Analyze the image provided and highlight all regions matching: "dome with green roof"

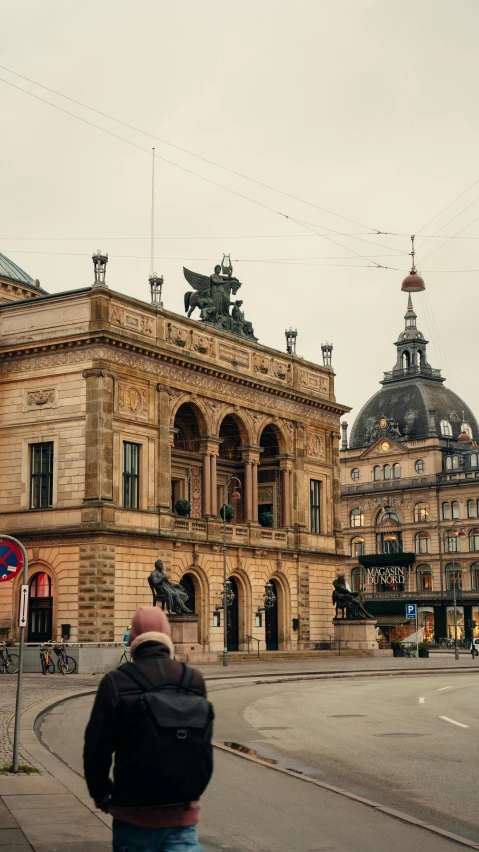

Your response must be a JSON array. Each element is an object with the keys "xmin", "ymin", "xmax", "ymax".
[{"xmin": 0, "ymin": 252, "xmax": 47, "ymax": 303}]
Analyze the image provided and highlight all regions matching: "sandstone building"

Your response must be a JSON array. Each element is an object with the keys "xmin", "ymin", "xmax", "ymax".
[
  {"xmin": 0, "ymin": 251, "xmax": 348, "ymax": 653},
  {"xmin": 340, "ymin": 297, "xmax": 479, "ymax": 643}
]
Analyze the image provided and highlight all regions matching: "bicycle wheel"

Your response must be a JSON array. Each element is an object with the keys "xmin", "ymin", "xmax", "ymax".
[
  {"xmin": 58, "ymin": 655, "xmax": 76, "ymax": 674},
  {"xmin": 6, "ymin": 654, "xmax": 19, "ymax": 674},
  {"xmin": 47, "ymin": 661, "xmax": 55, "ymax": 674}
]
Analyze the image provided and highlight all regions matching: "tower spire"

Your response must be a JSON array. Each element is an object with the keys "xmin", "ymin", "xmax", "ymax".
[{"xmin": 401, "ymin": 234, "xmax": 425, "ymax": 292}]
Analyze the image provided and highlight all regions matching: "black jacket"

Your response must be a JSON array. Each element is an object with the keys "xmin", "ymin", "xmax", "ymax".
[{"xmin": 83, "ymin": 642, "xmax": 206, "ymax": 805}]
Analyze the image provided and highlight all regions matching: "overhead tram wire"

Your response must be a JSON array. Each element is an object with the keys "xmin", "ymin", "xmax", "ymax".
[
  {"xmin": 0, "ymin": 76, "xmax": 400, "ymax": 272},
  {"xmin": 0, "ymin": 63, "xmax": 381, "ymax": 235}
]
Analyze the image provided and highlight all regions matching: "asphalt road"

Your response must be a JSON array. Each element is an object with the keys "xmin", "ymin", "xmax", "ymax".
[{"xmin": 38, "ymin": 673, "xmax": 478, "ymax": 850}]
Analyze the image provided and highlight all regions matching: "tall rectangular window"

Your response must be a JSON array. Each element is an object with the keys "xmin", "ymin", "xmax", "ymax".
[
  {"xmin": 310, "ymin": 479, "xmax": 321, "ymax": 533},
  {"xmin": 123, "ymin": 442, "xmax": 140, "ymax": 509},
  {"xmin": 30, "ymin": 442, "xmax": 54, "ymax": 509}
]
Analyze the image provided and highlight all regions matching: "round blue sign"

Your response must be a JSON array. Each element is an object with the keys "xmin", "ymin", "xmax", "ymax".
[{"xmin": 0, "ymin": 539, "xmax": 24, "ymax": 582}]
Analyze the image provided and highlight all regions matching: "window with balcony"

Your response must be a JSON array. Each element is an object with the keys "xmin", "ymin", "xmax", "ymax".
[
  {"xmin": 30, "ymin": 442, "xmax": 54, "ymax": 509},
  {"xmin": 393, "ymin": 463, "xmax": 401, "ymax": 479},
  {"xmin": 442, "ymin": 502, "xmax": 451, "ymax": 520},
  {"xmin": 351, "ymin": 468, "xmax": 360, "ymax": 481},
  {"xmin": 470, "ymin": 530, "xmax": 479, "ymax": 552},
  {"xmin": 417, "ymin": 565, "xmax": 433, "ymax": 590},
  {"xmin": 471, "ymin": 563, "xmax": 479, "ymax": 589},
  {"xmin": 415, "ymin": 531, "xmax": 430, "ymax": 554},
  {"xmin": 468, "ymin": 500, "xmax": 476, "ymax": 519},
  {"xmin": 452, "ymin": 501, "xmax": 460, "ymax": 520},
  {"xmin": 350, "ymin": 536, "xmax": 365, "ymax": 557},
  {"xmin": 373, "ymin": 465, "xmax": 381, "ymax": 481},
  {"xmin": 446, "ymin": 564, "xmax": 462, "ymax": 591},
  {"xmin": 123, "ymin": 442, "xmax": 140, "ymax": 509},
  {"xmin": 415, "ymin": 459, "xmax": 425, "ymax": 473},
  {"xmin": 350, "ymin": 508, "xmax": 364, "ymax": 528},
  {"xmin": 414, "ymin": 502, "xmax": 429, "ymax": 522}
]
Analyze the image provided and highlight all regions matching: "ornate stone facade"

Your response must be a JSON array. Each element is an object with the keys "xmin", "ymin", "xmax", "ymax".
[{"xmin": 0, "ymin": 280, "xmax": 348, "ymax": 653}]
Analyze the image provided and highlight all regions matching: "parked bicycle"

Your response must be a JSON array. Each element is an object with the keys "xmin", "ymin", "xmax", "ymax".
[
  {"xmin": 52, "ymin": 642, "xmax": 76, "ymax": 675},
  {"xmin": 39, "ymin": 643, "xmax": 55, "ymax": 675},
  {"xmin": 0, "ymin": 640, "xmax": 19, "ymax": 674}
]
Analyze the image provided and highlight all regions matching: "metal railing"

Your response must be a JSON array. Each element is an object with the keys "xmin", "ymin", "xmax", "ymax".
[{"xmin": 245, "ymin": 635, "xmax": 261, "ymax": 658}]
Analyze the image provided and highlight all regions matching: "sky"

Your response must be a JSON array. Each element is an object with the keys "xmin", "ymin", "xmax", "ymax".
[{"xmin": 1, "ymin": 0, "xmax": 479, "ymax": 427}]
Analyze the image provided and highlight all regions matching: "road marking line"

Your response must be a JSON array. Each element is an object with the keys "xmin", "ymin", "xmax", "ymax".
[
  {"xmin": 439, "ymin": 716, "xmax": 469, "ymax": 728},
  {"xmin": 438, "ymin": 686, "xmax": 453, "ymax": 691},
  {"xmin": 419, "ymin": 697, "xmax": 425, "ymax": 704}
]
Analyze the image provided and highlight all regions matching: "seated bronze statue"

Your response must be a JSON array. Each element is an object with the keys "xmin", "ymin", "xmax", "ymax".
[
  {"xmin": 148, "ymin": 559, "xmax": 192, "ymax": 614},
  {"xmin": 332, "ymin": 574, "xmax": 374, "ymax": 620}
]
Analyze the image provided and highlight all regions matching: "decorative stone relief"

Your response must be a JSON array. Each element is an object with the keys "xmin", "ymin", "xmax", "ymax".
[
  {"xmin": 192, "ymin": 332, "xmax": 215, "ymax": 356},
  {"xmin": 218, "ymin": 342, "xmax": 250, "ymax": 368},
  {"xmin": 253, "ymin": 353, "xmax": 292, "ymax": 383},
  {"xmin": 1, "ymin": 347, "xmax": 342, "ymax": 427},
  {"xmin": 110, "ymin": 304, "xmax": 154, "ymax": 337},
  {"xmin": 306, "ymin": 432, "xmax": 325, "ymax": 459},
  {"xmin": 118, "ymin": 382, "xmax": 148, "ymax": 419},
  {"xmin": 25, "ymin": 389, "xmax": 56, "ymax": 409},
  {"xmin": 299, "ymin": 370, "xmax": 328, "ymax": 395},
  {"xmin": 190, "ymin": 465, "xmax": 202, "ymax": 518},
  {"xmin": 167, "ymin": 323, "xmax": 192, "ymax": 349}
]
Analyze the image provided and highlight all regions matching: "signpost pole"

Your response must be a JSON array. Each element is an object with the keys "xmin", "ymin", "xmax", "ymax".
[
  {"xmin": 416, "ymin": 606, "xmax": 419, "ymax": 668},
  {"xmin": 10, "ymin": 538, "xmax": 28, "ymax": 773}
]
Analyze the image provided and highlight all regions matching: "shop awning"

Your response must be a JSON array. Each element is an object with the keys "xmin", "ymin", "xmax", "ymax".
[{"xmin": 375, "ymin": 614, "xmax": 410, "ymax": 626}]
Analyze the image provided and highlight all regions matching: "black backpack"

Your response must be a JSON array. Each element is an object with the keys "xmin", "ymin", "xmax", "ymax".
[{"xmin": 113, "ymin": 660, "xmax": 214, "ymax": 807}]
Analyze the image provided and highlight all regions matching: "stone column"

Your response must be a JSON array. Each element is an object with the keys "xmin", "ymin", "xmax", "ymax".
[
  {"xmin": 82, "ymin": 369, "xmax": 114, "ymax": 503},
  {"xmin": 202, "ymin": 454, "xmax": 211, "ymax": 516},
  {"xmin": 210, "ymin": 453, "xmax": 217, "ymax": 517},
  {"xmin": 281, "ymin": 469, "xmax": 291, "ymax": 527},
  {"xmin": 252, "ymin": 461, "xmax": 258, "ymax": 523},
  {"xmin": 244, "ymin": 462, "xmax": 253, "ymax": 521},
  {"xmin": 156, "ymin": 384, "xmax": 173, "ymax": 515}
]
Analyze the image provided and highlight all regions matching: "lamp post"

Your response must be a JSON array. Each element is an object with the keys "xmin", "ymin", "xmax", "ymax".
[{"xmin": 221, "ymin": 476, "xmax": 241, "ymax": 667}]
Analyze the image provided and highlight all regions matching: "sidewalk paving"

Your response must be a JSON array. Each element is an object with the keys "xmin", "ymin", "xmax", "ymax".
[{"xmin": 0, "ymin": 653, "xmax": 476, "ymax": 851}]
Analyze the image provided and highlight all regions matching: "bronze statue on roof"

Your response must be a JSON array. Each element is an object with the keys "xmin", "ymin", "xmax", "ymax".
[{"xmin": 183, "ymin": 255, "xmax": 257, "ymax": 341}]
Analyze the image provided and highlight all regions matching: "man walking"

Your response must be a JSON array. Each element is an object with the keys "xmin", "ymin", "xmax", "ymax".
[{"xmin": 84, "ymin": 607, "xmax": 213, "ymax": 852}]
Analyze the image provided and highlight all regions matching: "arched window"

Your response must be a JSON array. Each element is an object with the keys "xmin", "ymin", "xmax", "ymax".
[
  {"xmin": 180, "ymin": 574, "xmax": 196, "ymax": 614},
  {"xmin": 415, "ymin": 459, "xmax": 425, "ymax": 473},
  {"xmin": 415, "ymin": 531, "xmax": 430, "ymax": 554},
  {"xmin": 351, "ymin": 566, "xmax": 365, "ymax": 592},
  {"xmin": 467, "ymin": 500, "xmax": 476, "ymax": 519},
  {"xmin": 414, "ymin": 502, "xmax": 429, "ymax": 522},
  {"xmin": 383, "ymin": 464, "xmax": 391, "ymax": 480},
  {"xmin": 469, "ymin": 530, "xmax": 479, "ymax": 552},
  {"xmin": 442, "ymin": 502, "xmax": 451, "ymax": 520},
  {"xmin": 377, "ymin": 507, "xmax": 401, "ymax": 524},
  {"xmin": 28, "ymin": 572, "xmax": 53, "ymax": 643},
  {"xmin": 402, "ymin": 351, "xmax": 410, "ymax": 370},
  {"xmin": 350, "ymin": 536, "xmax": 365, "ymax": 557},
  {"xmin": 373, "ymin": 465, "xmax": 381, "ymax": 481},
  {"xmin": 470, "ymin": 454, "xmax": 478, "ymax": 468},
  {"xmin": 351, "ymin": 468, "xmax": 360, "ymax": 481},
  {"xmin": 417, "ymin": 564, "xmax": 433, "ymax": 591},
  {"xmin": 393, "ymin": 463, "xmax": 401, "ymax": 479},
  {"xmin": 471, "ymin": 563, "xmax": 479, "ymax": 589},
  {"xmin": 440, "ymin": 420, "xmax": 453, "ymax": 437},
  {"xmin": 350, "ymin": 508, "xmax": 364, "ymax": 528},
  {"xmin": 376, "ymin": 507, "xmax": 402, "ymax": 554},
  {"xmin": 446, "ymin": 564, "xmax": 462, "ymax": 591},
  {"xmin": 452, "ymin": 456, "xmax": 459, "ymax": 470},
  {"xmin": 445, "ymin": 456, "xmax": 453, "ymax": 470}
]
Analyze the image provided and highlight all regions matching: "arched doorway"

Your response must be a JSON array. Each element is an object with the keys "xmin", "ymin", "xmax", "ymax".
[
  {"xmin": 227, "ymin": 576, "xmax": 239, "ymax": 651},
  {"xmin": 180, "ymin": 573, "xmax": 196, "ymax": 614},
  {"xmin": 28, "ymin": 572, "xmax": 53, "ymax": 642},
  {"xmin": 265, "ymin": 578, "xmax": 279, "ymax": 650},
  {"xmin": 258, "ymin": 425, "xmax": 281, "ymax": 526}
]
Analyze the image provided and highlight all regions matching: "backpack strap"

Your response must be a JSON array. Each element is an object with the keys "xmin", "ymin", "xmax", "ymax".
[
  {"xmin": 120, "ymin": 662, "xmax": 156, "ymax": 692},
  {"xmin": 179, "ymin": 663, "xmax": 194, "ymax": 689}
]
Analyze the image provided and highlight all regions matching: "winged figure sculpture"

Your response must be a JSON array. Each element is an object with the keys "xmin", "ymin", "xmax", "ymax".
[{"xmin": 183, "ymin": 261, "xmax": 257, "ymax": 341}]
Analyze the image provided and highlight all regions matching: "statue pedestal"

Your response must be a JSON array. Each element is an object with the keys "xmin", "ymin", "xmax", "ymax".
[
  {"xmin": 333, "ymin": 619, "xmax": 377, "ymax": 652},
  {"xmin": 168, "ymin": 614, "xmax": 202, "ymax": 655}
]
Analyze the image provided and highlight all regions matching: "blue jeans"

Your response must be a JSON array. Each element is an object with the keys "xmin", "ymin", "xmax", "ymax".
[{"xmin": 112, "ymin": 820, "xmax": 202, "ymax": 852}]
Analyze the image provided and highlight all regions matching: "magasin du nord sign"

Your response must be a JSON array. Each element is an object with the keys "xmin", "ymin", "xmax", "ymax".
[{"xmin": 366, "ymin": 566, "xmax": 405, "ymax": 585}]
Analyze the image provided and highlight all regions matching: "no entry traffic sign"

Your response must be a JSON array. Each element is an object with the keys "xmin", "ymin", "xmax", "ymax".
[{"xmin": 0, "ymin": 537, "xmax": 25, "ymax": 583}]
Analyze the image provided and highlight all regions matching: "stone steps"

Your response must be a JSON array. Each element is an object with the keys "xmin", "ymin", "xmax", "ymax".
[{"xmin": 226, "ymin": 650, "xmax": 371, "ymax": 662}]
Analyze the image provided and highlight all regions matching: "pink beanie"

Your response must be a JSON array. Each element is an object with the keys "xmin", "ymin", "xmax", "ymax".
[{"xmin": 128, "ymin": 607, "xmax": 173, "ymax": 657}]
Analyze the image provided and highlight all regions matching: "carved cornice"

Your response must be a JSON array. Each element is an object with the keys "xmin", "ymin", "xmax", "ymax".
[{"xmin": 0, "ymin": 339, "xmax": 348, "ymax": 422}]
